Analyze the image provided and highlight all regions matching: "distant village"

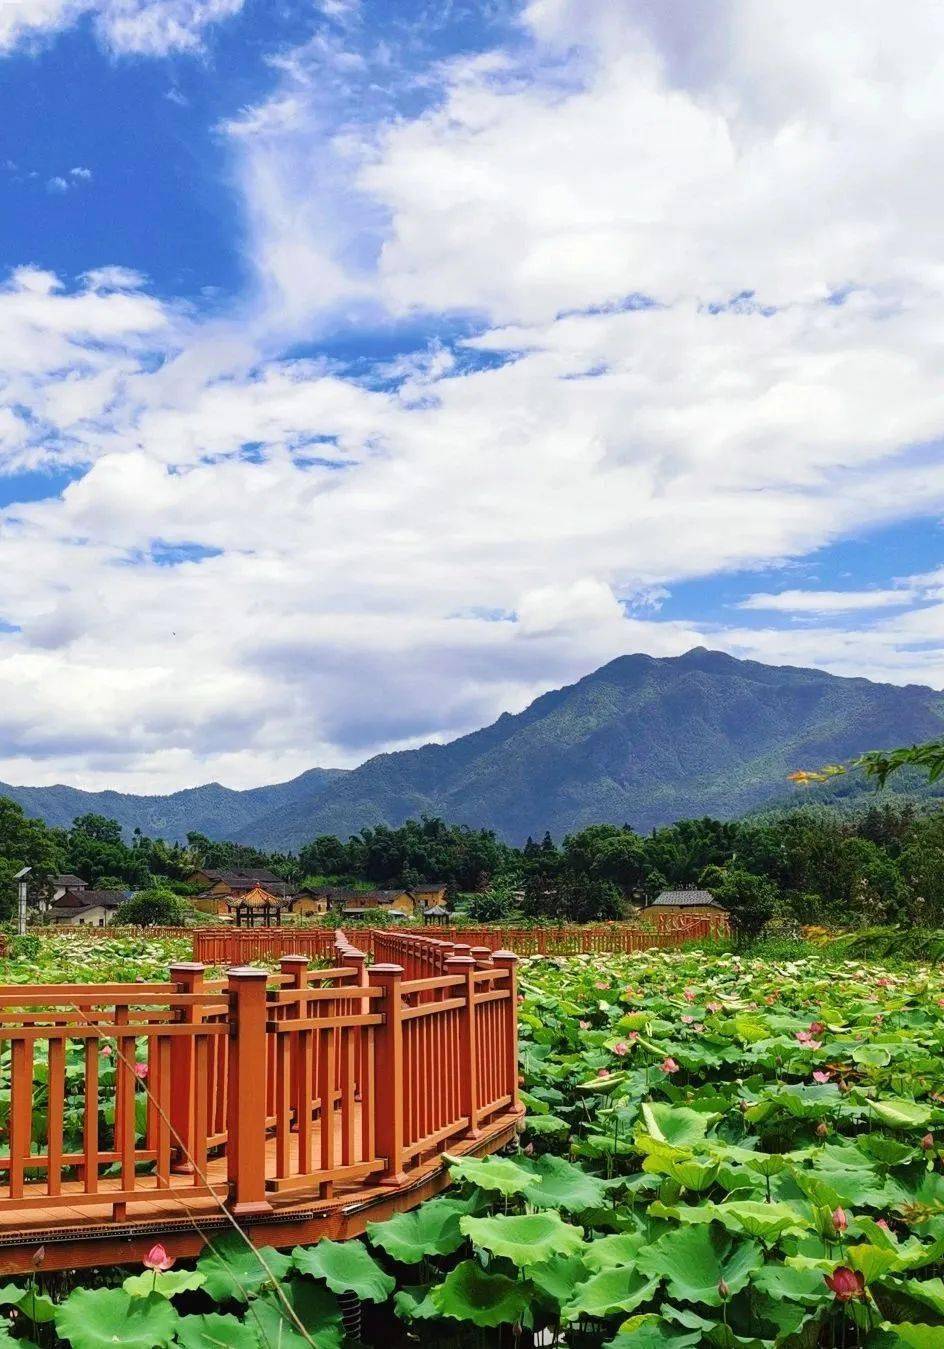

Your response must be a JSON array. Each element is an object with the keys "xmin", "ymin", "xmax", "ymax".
[{"xmin": 42, "ymin": 867, "xmax": 453, "ymax": 927}]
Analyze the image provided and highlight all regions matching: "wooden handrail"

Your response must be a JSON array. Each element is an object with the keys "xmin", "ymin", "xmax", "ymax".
[{"xmin": 0, "ymin": 927, "xmax": 520, "ymax": 1228}]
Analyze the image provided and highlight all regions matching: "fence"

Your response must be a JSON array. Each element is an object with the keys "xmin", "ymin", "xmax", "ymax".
[
  {"xmin": 191, "ymin": 915, "xmax": 727, "ymax": 968},
  {"xmin": 0, "ymin": 930, "xmax": 520, "ymax": 1222}
]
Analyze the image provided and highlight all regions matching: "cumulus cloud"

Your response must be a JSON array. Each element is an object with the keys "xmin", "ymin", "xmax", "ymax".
[
  {"xmin": 0, "ymin": 0, "xmax": 244, "ymax": 55},
  {"xmin": 3, "ymin": 0, "xmax": 944, "ymax": 791}
]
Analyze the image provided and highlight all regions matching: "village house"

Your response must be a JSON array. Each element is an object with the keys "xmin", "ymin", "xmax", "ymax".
[
  {"xmin": 638, "ymin": 887, "xmax": 727, "ymax": 921},
  {"xmin": 47, "ymin": 888, "xmax": 129, "ymax": 926},
  {"xmin": 187, "ymin": 867, "xmax": 295, "ymax": 917}
]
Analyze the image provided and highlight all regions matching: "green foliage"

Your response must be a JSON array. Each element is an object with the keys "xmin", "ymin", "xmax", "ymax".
[{"xmin": 114, "ymin": 886, "xmax": 187, "ymax": 926}]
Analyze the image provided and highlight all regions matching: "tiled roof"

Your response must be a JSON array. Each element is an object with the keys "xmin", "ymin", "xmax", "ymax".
[{"xmin": 651, "ymin": 890, "xmax": 721, "ymax": 908}]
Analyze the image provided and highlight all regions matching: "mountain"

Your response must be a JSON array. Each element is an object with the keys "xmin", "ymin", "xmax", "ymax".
[
  {"xmin": 0, "ymin": 768, "xmax": 346, "ymax": 845},
  {"xmin": 3, "ymin": 648, "xmax": 944, "ymax": 847}
]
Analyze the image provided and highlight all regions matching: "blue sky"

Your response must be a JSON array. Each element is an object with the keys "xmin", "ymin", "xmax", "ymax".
[{"xmin": 1, "ymin": 0, "xmax": 944, "ymax": 792}]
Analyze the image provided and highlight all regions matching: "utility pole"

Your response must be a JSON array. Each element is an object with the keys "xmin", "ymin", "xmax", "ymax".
[{"xmin": 14, "ymin": 867, "xmax": 30, "ymax": 937}]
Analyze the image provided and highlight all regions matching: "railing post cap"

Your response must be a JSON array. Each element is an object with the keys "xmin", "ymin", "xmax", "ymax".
[
  {"xmin": 169, "ymin": 961, "xmax": 206, "ymax": 973},
  {"xmin": 279, "ymin": 953, "xmax": 309, "ymax": 965},
  {"xmin": 492, "ymin": 949, "xmax": 518, "ymax": 962},
  {"xmin": 371, "ymin": 962, "xmax": 404, "ymax": 976},
  {"xmin": 227, "ymin": 966, "xmax": 270, "ymax": 979},
  {"xmin": 444, "ymin": 954, "xmax": 475, "ymax": 966}
]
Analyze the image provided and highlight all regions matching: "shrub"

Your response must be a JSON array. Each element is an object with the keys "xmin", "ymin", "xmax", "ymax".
[{"xmin": 114, "ymin": 888, "xmax": 187, "ymax": 927}]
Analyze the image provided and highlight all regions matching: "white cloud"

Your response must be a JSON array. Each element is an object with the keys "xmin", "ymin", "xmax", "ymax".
[
  {"xmin": 69, "ymin": 166, "xmax": 92, "ymax": 180},
  {"xmin": 739, "ymin": 589, "xmax": 917, "ymax": 614},
  {"xmin": 4, "ymin": 1, "xmax": 944, "ymax": 791},
  {"xmin": 45, "ymin": 175, "xmax": 68, "ymax": 193},
  {"xmin": 0, "ymin": 0, "xmax": 244, "ymax": 55}
]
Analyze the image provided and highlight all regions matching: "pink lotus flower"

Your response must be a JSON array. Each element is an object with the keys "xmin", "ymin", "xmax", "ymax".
[
  {"xmin": 144, "ymin": 1244, "xmax": 174, "ymax": 1272},
  {"xmin": 595, "ymin": 981, "xmax": 608, "ymax": 990},
  {"xmin": 707, "ymin": 1001, "xmax": 723, "ymax": 1013},
  {"xmin": 693, "ymin": 1023, "xmax": 704, "ymax": 1033},
  {"xmin": 795, "ymin": 1031, "xmax": 822, "ymax": 1049},
  {"xmin": 612, "ymin": 1041, "xmax": 629, "ymax": 1057},
  {"xmin": 876, "ymin": 1219, "xmax": 891, "ymax": 1231},
  {"xmin": 578, "ymin": 1020, "xmax": 590, "ymax": 1030},
  {"xmin": 627, "ymin": 1030, "xmax": 639, "ymax": 1041},
  {"xmin": 922, "ymin": 1132, "xmax": 935, "ymax": 1150},
  {"xmin": 831, "ymin": 1206, "xmax": 848, "ymax": 1233},
  {"xmin": 683, "ymin": 989, "xmax": 696, "ymax": 1002},
  {"xmin": 661, "ymin": 1057, "xmax": 680, "ymax": 1074},
  {"xmin": 681, "ymin": 1014, "xmax": 694, "ymax": 1024},
  {"xmin": 812, "ymin": 1070, "xmax": 833, "ymax": 1084},
  {"xmin": 100, "ymin": 1045, "xmax": 112, "ymax": 1058},
  {"xmin": 597, "ymin": 1068, "xmax": 610, "ymax": 1079},
  {"xmin": 809, "ymin": 1021, "xmax": 826, "ymax": 1035},
  {"xmin": 824, "ymin": 1267, "xmax": 864, "ymax": 1301},
  {"xmin": 134, "ymin": 1062, "xmax": 148, "ymax": 1080}
]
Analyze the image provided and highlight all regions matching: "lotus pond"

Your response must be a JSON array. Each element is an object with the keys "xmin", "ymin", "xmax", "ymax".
[{"xmin": 7, "ymin": 947, "xmax": 944, "ymax": 1347}]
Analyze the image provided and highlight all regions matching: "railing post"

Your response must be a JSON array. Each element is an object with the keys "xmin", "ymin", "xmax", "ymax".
[
  {"xmin": 372, "ymin": 964, "xmax": 408, "ymax": 1184},
  {"xmin": 169, "ymin": 962, "xmax": 205, "ymax": 1173},
  {"xmin": 226, "ymin": 967, "xmax": 273, "ymax": 1215},
  {"xmin": 445, "ymin": 954, "xmax": 481, "ymax": 1140},
  {"xmin": 492, "ymin": 950, "xmax": 524, "ymax": 1117}
]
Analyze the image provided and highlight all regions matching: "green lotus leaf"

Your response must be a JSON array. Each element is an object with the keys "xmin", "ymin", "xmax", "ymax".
[
  {"xmin": 866, "ymin": 1097, "xmax": 933, "ymax": 1130},
  {"xmin": 366, "ymin": 1196, "xmax": 469, "ymax": 1263},
  {"xmin": 523, "ymin": 1153, "xmax": 608, "ymax": 1211},
  {"xmin": 460, "ymin": 1211, "xmax": 584, "ymax": 1267},
  {"xmin": 8, "ymin": 1289, "xmax": 56, "ymax": 1323},
  {"xmin": 562, "ymin": 1268, "xmax": 659, "ymax": 1320},
  {"xmin": 123, "ymin": 1271, "xmax": 206, "ymax": 1300},
  {"xmin": 393, "ymin": 1285, "xmax": 441, "ymax": 1322},
  {"xmin": 604, "ymin": 1315, "xmax": 702, "ymax": 1349},
  {"xmin": 636, "ymin": 1225, "xmax": 763, "ymax": 1307},
  {"xmin": 846, "ymin": 1243, "xmax": 904, "ymax": 1283},
  {"xmin": 196, "ymin": 1235, "xmax": 292, "ymax": 1304},
  {"xmin": 666, "ymin": 1158, "xmax": 720, "ymax": 1192},
  {"xmin": 641, "ymin": 1102, "xmax": 711, "ymax": 1146},
  {"xmin": 895, "ymin": 1279, "xmax": 944, "ymax": 1318},
  {"xmin": 445, "ymin": 1152, "xmax": 536, "ymax": 1197},
  {"xmin": 429, "ymin": 1261, "xmax": 532, "ymax": 1328},
  {"xmin": 251, "ymin": 1279, "xmax": 343, "ymax": 1349},
  {"xmin": 529, "ymin": 1254, "xmax": 588, "ymax": 1306},
  {"xmin": 751, "ymin": 1263, "xmax": 829, "ymax": 1303},
  {"xmin": 0, "ymin": 1287, "xmax": 25, "ymax": 1309},
  {"xmin": 883, "ymin": 1324, "xmax": 944, "ymax": 1348},
  {"xmin": 744, "ymin": 1154, "xmax": 786, "ymax": 1179},
  {"xmin": 174, "ymin": 1312, "xmax": 257, "ymax": 1349},
  {"xmin": 525, "ymin": 1113, "xmax": 570, "ymax": 1135},
  {"xmin": 291, "ymin": 1238, "xmax": 394, "ymax": 1303},
  {"xmin": 709, "ymin": 1200, "xmax": 810, "ymax": 1241},
  {"xmin": 55, "ymin": 1290, "xmax": 177, "ymax": 1349},
  {"xmin": 584, "ymin": 1233, "xmax": 648, "ymax": 1272}
]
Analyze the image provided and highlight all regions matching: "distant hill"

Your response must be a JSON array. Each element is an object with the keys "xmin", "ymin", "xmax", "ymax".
[{"xmin": 3, "ymin": 648, "xmax": 943, "ymax": 847}]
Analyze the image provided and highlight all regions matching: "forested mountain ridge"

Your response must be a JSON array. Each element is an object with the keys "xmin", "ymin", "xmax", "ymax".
[{"xmin": 3, "ymin": 648, "xmax": 943, "ymax": 847}]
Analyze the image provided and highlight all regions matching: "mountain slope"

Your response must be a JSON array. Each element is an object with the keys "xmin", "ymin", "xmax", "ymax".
[
  {"xmin": 0, "ymin": 768, "xmax": 345, "ymax": 844},
  {"xmin": 3, "ymin": 648, "xmax": 944, "ymax": 847}
]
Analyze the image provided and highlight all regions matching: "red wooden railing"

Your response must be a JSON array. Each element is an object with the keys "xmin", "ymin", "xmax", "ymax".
[
  {"xmin": 0, "ymin": 930, "xmax": 520, "ymax": 1223},
  {"xmin": 192, "ymin": 915, "xmax": 728, "ymax": 968}
]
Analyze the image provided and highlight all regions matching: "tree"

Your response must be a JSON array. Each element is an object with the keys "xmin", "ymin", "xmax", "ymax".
[
  {"xmin": 714, "ymin": 869, "xmax": 777, "ymax": 944},
  {"xmin": 115, "ymin": 888, "xmax": 187, "ymax": 926}
]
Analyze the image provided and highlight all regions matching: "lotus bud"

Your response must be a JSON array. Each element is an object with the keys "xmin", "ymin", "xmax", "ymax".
[
  {"xmin": 717, "ymin": 1278, "xmax": 730, "ymax": 1300},
  {"xmin": 922, "ymin": 1132, "xmax": 935, "ymax": 1150},
  {"xmin": 831, "ymin": 1206, "xmax": 847, "ymax": 1233},
  {"xmin": 816, "ymin": 1121, "xmax": 829, "ymax": 1137},
  {"xmin": 824, "ymin": 1267, "xmax": 865, "ymax": 1301}
]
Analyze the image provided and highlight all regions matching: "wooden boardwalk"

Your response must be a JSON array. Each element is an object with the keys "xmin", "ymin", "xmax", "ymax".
[
  {"xmin": 0, "ymin": 1110, "xmax": 518, "ymax": 1275},
  {"xmin": 0, "ymin": 931, "xmax": 523, "ymax": 1274}
]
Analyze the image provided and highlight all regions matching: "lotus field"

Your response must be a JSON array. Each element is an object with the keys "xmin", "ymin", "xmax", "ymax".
[{"xmin": 6, "ymin": 945, "xmax": 944, "ymax": 1346}]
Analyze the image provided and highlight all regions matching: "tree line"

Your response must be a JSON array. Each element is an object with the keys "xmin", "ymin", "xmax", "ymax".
[{"xmin": 2, "ymin": 792, "xmax": 944, "ymax": 932}]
